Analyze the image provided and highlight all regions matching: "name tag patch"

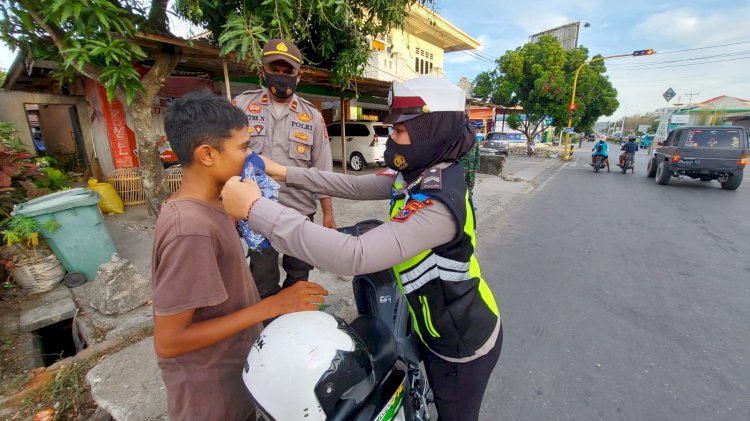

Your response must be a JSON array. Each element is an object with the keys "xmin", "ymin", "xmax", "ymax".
[{"xmin": 248, "ymin": 103, "xmax": 262, "ymax": 114}]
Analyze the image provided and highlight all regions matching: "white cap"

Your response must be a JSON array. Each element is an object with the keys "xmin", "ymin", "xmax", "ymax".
[{"xmin": 385, "ymin": 76, "xmax": 466, "ymax": 124}]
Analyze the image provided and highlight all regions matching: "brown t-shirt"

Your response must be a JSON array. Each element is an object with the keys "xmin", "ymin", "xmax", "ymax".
[{"xmin": 151, "ymin": 199, "xmax": 263, "ymax": 421}]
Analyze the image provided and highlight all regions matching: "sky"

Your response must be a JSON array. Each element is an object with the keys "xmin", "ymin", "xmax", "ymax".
[
  {"xmin": 436, "ymin": 0, "xmax": 750, "ymax": 120},
  {"xmin": 2, "ymin": 0, "xmax": 749, "ymax": 121}
]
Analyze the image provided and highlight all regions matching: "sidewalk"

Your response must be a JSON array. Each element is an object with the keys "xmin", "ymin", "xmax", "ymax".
[{"xmin": 87, "ymin": 156, "xmax": 561, "ymax": 420}]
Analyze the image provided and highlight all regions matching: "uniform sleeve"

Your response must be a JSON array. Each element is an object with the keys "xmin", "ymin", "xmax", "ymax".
[
  {"xmin": 249, "ymin": 197, "xmax": 457, "ymax": 275},
  {"xmin": 286, "ymin": 166, "xmax": 394, "ymax": 200},
  {"xmin": 151, "ymin": 235, "xmax": 228, "ymax": 315},
  {"xmin": 310, "ymin": 113, "xmax": 334, "ymax": 200}
]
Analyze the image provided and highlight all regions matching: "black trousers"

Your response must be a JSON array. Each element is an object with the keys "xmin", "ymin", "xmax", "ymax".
[
  {"xmin": 420, "ymin": 324, "xmax": 503, "ymax": 421},
  {"xmin": 248, "ymin": 213, "xmax": 314, "ymax": 299}
]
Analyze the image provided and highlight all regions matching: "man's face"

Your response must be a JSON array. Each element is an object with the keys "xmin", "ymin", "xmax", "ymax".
[
  {"xmin": 262, "ymin": 60, "xmax": 302, "ymax": 101},
  {"xmin": 213, "ymin": 127, "xmax": 252, "ymax": 183}
]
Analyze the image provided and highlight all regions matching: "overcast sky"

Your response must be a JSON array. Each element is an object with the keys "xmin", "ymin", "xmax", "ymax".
[
  {"xmin": 437, "ymin": 0, "xmax": 750, "ymax": 120},
  {"xmin": 2, "ymin": 1, "xmax": 748, "ymax": 121}
]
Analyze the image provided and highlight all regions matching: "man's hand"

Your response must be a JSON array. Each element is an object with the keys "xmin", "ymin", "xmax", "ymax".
[
  {"xmin": 221, "ymin": 176, "xmax": 261, "ymax": 219},
  {"xmin": 323, "ymin": 212, "xmax": 336, "ymax": 229},
  {"xmin": 259, "ymin": 155, "xmax": 288, "ymax": 181},
  {"xmin": 261, "ymin": 281, "xmax": 329, "ymax": 318}
]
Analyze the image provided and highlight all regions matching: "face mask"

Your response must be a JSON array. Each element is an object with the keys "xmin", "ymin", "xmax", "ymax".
[
  {"xmin": 263, "ymin": 71, "xmax": 298, "ymax": 100},
  {"xmin": 384, "ymin": 137, "xmax": 435, "ymax": 181}
]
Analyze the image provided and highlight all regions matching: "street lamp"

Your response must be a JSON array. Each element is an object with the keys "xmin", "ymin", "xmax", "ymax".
[{"xmin": 562, "ymin": 49, "xmax": 655, "ymax": 160}]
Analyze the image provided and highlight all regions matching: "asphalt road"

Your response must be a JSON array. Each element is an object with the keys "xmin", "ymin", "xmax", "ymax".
[{"xmin": 479, "ymin": 146, "xmax": 750, "ymax": 421}]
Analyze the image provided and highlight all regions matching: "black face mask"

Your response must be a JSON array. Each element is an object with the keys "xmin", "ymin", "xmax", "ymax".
[
  {"xmin": 384, "ymin": 137, "xmax": 434, "ymax": 182},
  {"xmin": 263, "ymin": 72, "xmax": 298, "ymax": 100},
  {"xmin": 384, "ymin": 120, "xmax": 469, "ymax": 182}
]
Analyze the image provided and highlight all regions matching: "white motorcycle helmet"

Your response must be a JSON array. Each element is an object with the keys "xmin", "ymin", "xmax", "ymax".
[{"xmin": 243, "ymin": 311, "xmax": 375, "ymax": 420}]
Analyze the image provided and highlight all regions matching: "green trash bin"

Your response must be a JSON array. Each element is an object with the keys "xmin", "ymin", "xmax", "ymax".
[{"xmin": 12, "ymin": 188, "xmax": 118, "ymax": 281}]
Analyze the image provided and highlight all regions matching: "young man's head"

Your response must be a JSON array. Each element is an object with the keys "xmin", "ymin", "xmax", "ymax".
[
  {"xmin": 165, "ymin": 90, "xmax": 250, "ymax": 182},
  {"xmin": 261, "ymin": 39, "xmax": 303, "ymax": 102}
]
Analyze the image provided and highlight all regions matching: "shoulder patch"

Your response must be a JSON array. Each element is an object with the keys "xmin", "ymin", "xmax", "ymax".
[
  {"xmin": 420, "ymin": 167, "xmax": 442, "ymax": 190},
  {"xmin": 391, "ymin": 197, "xmax": 434, "ymax": 223},
  {"xmin": 377, "ymin": 168, "xmax": 398, "ymax": 178},
  {"xmin": 290, "ymin": 100, "xmax": 298, "ymax": 112}
]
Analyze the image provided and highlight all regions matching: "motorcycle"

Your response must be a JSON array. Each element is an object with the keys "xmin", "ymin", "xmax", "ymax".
[
  {"xmin": 593, "ymin": 155, "xmax": 606, "ymax": 173},
  {"xmin": 246, "ymin": 220, "xmax": 433, "ymax": 421},
  {"xmin": 337, "ymin": 220, "xmax": 433, "ymax": 421},
  {"xmin": 620, "ymin": 152, "xmax": 634, "ymax": 174}
]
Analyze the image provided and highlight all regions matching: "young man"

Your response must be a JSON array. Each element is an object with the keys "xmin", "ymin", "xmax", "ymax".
[
  {"xmin": 151, "ymin": 90, "xmax": 328, "ymax": 421},
  {"xmin": 233, "ymin": 39, "xmax": 336, "ymax": 299},
  {"xmin": 591, "ymin": 138, "xmax": 610, "ymax": 171},
  {"xmin": 618, "ymin": 136, "xmax": 638, "ymax": 167}
]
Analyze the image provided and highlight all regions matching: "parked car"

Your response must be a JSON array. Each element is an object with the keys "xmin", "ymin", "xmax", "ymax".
[
  {"xmin": 484, "ymin": 132, "xmax": 510, "ymax": 156},
  {"xmin": 327, "ymin": 122, "xmax": 389, "ymax": 171},
  {"xmin": 646, "ymin": 126, "xmax": 748, "ymax": 190}
]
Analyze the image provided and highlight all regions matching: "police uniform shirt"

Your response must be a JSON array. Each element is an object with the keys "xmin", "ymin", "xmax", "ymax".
[{"xmin": 233, "ymin": 89, "xmax": 333, "ymax": 215}]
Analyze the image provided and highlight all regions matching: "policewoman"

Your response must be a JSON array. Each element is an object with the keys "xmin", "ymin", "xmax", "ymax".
[
  {"xmin": 222, "ymin": 76, "xmax": 502, "ymax": 421},
  {"xmin": 233, "ymin": 39, "xmax": 336, "ymax": 298}
]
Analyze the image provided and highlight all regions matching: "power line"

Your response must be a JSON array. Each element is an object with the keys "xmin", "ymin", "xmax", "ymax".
[
  {"xmin": 655, "ymin": 40, "xmax": 750, "ymax": 55},
  {"xmin": 607, "ymin": 54, "xmax": 750, "ymax": 71},
  {"xmin": 606, "ymin": 50, "xmax": 750, "ymax": 68}
]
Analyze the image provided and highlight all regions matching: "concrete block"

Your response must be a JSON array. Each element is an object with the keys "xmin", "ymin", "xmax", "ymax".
[
  {"xmin": 19, "ymin": 285, "xmax": 78, "ymax": 333},
  {"xmin": 89, "ymin": 255, "xmax": 150, "ymax": 316},
  {"xmin": 87, "ymin": 337, "xmax": 168, "ymax": 421},
  {"xmin": 479, "ymin": 154, "xmax": 506, "ymax": 176}
]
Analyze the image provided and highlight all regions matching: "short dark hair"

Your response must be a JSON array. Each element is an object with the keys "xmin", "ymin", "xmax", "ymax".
[{"xmin": 164, "ymin": 90, "xmax": 247, "ymax": 166}]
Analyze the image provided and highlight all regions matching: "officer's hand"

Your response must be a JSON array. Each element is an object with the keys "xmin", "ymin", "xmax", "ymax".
[
  {"xmin": 323, "ymin": 213, "xmax": 337, "ymax": 229},
  {"xmin": 262, "ymin": 281, "xmax": 329, "ymax": 317},
  {"xmin": 259, "ymin": 155, "xmax": 288, "ymax": 181},
  {"xmin": 221, "ymin": 176, "xmax": 261, "ymax": 219}
]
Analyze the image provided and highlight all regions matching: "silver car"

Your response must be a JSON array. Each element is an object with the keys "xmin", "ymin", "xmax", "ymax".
[{"xmin": 484, "ymin": 132, "xmax": 510, "ymax": 156}]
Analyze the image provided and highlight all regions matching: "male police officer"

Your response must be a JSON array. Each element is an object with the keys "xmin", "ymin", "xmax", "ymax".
[{"xmin": 233, "ymin": 39, "xmax": 335, "ymax": 298}]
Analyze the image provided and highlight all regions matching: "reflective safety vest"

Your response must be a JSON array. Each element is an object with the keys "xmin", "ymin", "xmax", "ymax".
[{"xmin": 390, "ymin": 163, "xmax": 500, "ymax": 360}]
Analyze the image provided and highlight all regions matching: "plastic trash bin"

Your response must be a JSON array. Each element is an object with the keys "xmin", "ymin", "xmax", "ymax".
[{"xmin": 12, "ymin": 188, "xmax": 118, "ymax": 281}]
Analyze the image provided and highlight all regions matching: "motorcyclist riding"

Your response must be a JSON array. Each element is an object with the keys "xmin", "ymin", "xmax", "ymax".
[
  {"xmin": 591, "ymin": 139, "xmax": 610, "ymax": 171},
  {"xmin": 618, "ymin": 136, "xmax": 638, "ymax": 167}
]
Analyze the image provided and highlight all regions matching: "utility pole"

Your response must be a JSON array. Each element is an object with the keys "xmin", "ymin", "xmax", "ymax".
[{"xmin": 685, "ymin": 92, "xmax": 699, "ymax": 106}]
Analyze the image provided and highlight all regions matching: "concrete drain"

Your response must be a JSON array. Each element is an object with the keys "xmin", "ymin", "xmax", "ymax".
[{"xmin": 33, "ymin": 316, "xmax": 87, "ymax": 367}]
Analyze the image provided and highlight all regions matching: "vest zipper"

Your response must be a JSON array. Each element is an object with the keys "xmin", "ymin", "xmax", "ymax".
[{"xmin": 419, "ymin": 295, "xmax": 440, "ymax": 338}]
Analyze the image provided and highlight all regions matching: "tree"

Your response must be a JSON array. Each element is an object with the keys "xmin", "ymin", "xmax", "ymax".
[
  {"xmin": 473, "ymin": 35, "xmax": 618, "ymax": 144},
  {"xmin": 0, "ymin": 67, "xmax": 6, "ymax": 86},
  {"xmin": 0, "ymin": 0, "xmax": 431, "ymax": 214}
]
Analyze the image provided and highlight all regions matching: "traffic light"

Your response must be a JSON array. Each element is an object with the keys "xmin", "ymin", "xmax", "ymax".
[{"xmin": 633, "ymin": 49, "xmax": 655, "ymax": 56}]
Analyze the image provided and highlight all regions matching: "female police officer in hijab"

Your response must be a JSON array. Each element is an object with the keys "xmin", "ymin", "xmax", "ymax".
[{"xmin": 222, "ymin": 76, "xmax": 502, "ymax": 421}]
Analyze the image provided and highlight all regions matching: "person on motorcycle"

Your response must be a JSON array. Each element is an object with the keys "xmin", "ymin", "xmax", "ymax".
[
  {"xmin": 591, "ymin": 138, "xmax": 610, "ymax": 171},
  {"xmin": 618, "ymin": 135, "xmax": 639, "ymax": 167},
  {"xmin": 221, "ymin": 76, "xmax": 502, "ymax": 421}
]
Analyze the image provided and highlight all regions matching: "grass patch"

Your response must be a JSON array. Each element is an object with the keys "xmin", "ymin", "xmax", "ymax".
[{"xmin": 22, "ymin": 358, "xmax": 97, "ymax": 417}]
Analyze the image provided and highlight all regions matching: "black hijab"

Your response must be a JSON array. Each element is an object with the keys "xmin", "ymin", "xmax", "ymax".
[{"xmin": 384, "ymin": 111, "xmax": 476, "ymax": 182}]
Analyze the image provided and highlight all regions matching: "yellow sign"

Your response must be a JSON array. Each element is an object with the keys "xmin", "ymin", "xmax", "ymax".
[{"xmin": 277, "ymin": 42, "xmax": 288, "ymax": 52}]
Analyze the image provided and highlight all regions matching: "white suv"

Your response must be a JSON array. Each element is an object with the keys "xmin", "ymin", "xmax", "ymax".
[{"xmin": 327, "ymin": 122, "xmax": 390, "ymax": 171}]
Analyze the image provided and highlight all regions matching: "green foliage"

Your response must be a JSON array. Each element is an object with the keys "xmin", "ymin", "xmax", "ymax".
[
  {"xmin": 473, "ymin": 35, "xmax": 618, "ymax": 142},
  {"xmin": 1, "ymin": 123, "xmax": 44, "ymax": 218},
  {"xmin": 176, "ymin": 0, "xmax": 433, "ymax": 91},
  {"xmin": 0, "ymin": 0, "xmax": 148, "ymax": 104},
  {"xmin": 2, "ymin": 216, "xmax": 41, "ymax": 249}
]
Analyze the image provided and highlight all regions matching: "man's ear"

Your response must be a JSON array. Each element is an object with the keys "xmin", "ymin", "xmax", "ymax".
[
  {"xmin": 195, "ymin": 144, "xmax": 216, "ymax": 167},
  {"xmin": 296, "ymin": 70, "xmax": 303, "ymax": 84}
]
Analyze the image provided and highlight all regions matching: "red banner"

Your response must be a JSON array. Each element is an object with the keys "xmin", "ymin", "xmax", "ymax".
[{"xmin": 97, "ymin": 85, "xmax": 140, "ymax": 168}]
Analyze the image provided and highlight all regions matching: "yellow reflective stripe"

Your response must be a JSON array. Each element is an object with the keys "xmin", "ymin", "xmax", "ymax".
[
  {"xmin": 419, "ymin": 296, "xmax": 440, "ymax": 337},
  {"xmin": 464, "ymin": 190, "xmax": 500, "ymax": 317}
]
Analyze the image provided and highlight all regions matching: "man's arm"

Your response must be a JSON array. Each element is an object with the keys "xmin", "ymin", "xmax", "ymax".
[
  {"xmin": 310, "ymin": 114, "xmax": 336, "ymax": 227},
  {"xmin": 154, "ymin": 282, "xmax": 327, "ymax": 358},
  {"xmin": 319, "ymin": 196, "xmax": 335, "ymax": 228}
]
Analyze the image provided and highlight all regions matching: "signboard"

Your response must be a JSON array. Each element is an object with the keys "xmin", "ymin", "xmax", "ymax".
[
  {"xmin": 563, "ymin": 127, "xmax": 575, "ymax": 133},
  {"xmin": 638, "ymin": 124, "xmax": 650, "ymax": 133},
  {"xmin": 529, "ymin": 22, "xmax": 581, "ymax": 51},
  {"xmin": 97, "ymin": 85, "xmax": 139, "ymax": 168},
  {"xmin": 671, "ymin": 114, "xmax": 690, "ymax": 124},
  {"xmin": 663, "ymin": 88, "xmax": 676, "ymax": 102}
]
